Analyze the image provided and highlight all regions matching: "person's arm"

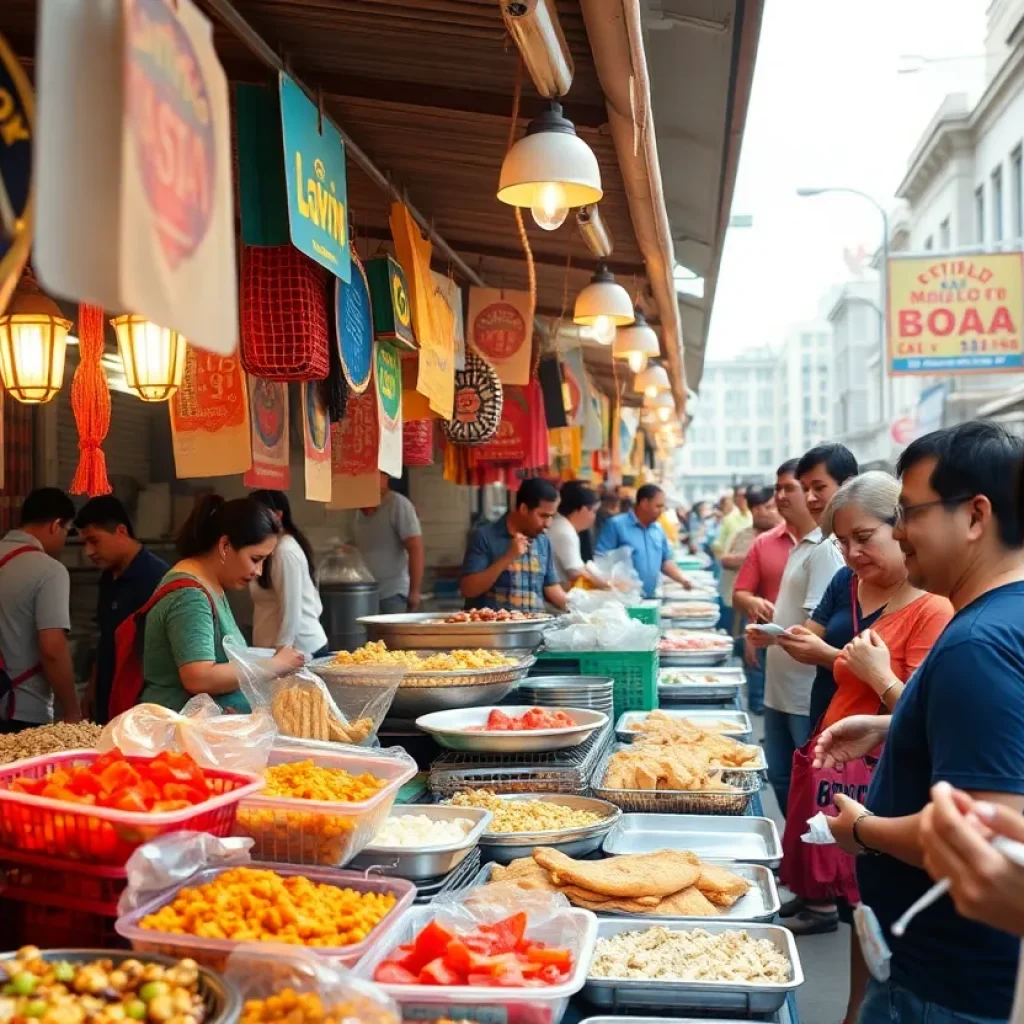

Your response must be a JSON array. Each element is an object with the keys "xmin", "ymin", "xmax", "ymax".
[
  {"xmin": 396, "ymin": 498, "xmax": 424, "ymax": 609},
  {"xmin": 550, "ymin": 522, "xmax": 607, "ymax": 590},
  {"xmin": 660, "ymin": 560, "xmax": 694, "ymax": 589},
  {"xmin": 37, "ymin": 628, "xmax": 81, "ymax": 723},
  {"xmin": 272, "ymin": 544, "xmax": 305, "ymax": 649},
  {"xmin": 544, "ymin": 583, "xmax": 568, "ymax": 611},
  {"xmin": 461, "ymin": 530, "xmax": 524, "ymax": 600},
  {"xmin": 732, "ymin": 540, "xmax": 772, "ymax": 622},
  {"xmin": 777, "ymin": 569, "xmax": 845, "ymax": 666}
]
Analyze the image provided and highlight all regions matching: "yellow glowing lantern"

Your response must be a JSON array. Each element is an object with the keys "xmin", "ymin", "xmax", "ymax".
[
  {"xmin": 110, "ymin": 315, "xmax": 187, "ymax": 402},
  {"xmin": 0, "ymin": 276, "xmax": 71, "ymax": 404}
]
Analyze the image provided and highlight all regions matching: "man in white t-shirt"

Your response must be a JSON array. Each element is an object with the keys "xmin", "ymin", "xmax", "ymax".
[{"xmin": 548, "ymin": 482, "xmax": 610, "ymax": 590}]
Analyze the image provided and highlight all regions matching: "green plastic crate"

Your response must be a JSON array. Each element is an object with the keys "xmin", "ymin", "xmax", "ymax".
[
  {"xmin": 531, "ymin": 649, "xmax": 658, "ymax": 718},
  {"xmin": 627, "ymin": 602, "xmax": 661, "ymax": 627}
]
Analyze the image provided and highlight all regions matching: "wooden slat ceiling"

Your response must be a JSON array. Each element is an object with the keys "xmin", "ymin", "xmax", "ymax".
[{"xmin": 2, "ymin": 0, "xmax": 655, "ymax": 403}]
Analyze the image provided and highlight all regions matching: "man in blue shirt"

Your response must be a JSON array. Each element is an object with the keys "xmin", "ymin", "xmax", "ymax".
[
  {"xmin": 75, "ymin": 496, "xmax": 168, "ymax": 723},
  {"xmin": 460, "ymin": 478, "xmax": 568, "ymax": 613},
  {"xmin": 818, "ymin": 421, "xmax": 1024, "ymax": 1023},
  {"xmin": 595, "ymin": 483, "xmax": 693, "ymax": 597}
]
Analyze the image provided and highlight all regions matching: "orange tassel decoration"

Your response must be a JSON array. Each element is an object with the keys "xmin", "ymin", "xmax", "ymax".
[{"xmin": 69, "ymin": 303, "xmax": 112, "ymax": 496}]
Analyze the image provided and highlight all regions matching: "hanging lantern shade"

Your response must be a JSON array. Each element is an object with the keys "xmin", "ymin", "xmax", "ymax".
[
  {"xmin": 634, "ymin": 362, "xmax": 671, "ymax": 398},
  {"xmin": 573, "ymin": 265, "xmax": 634, "ymax": 343},
  {"xmin": 612, "ymin": 309, "xmax": 660, "ymax": 373},
  {"xmin": 0, "ymin": 274, "xmax": 71, "ymax": 404},
  {"xmin": 652, "ymin": 391, "xmax": 676, "ymax": 423},
  {"xmin": 110, "ymin": 314, "xmax": 187, "ymax": 402}
]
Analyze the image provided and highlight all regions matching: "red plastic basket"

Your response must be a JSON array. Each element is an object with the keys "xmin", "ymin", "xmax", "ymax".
[
  {"xmin": 0, "ymin": 846, "xmax": 127, "ymax": 914},
  {"xmin": 0, "ymin": 898, "xmax": 125, "ymax": 951},
  {"xmin": 0, "ymin": 750, "xmax": 264, "ymax": 864}
]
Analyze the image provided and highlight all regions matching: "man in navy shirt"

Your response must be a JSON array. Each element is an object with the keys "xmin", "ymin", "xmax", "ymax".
[
  {"xmin": 76, "ymin": 496, "xmax": 168, "ymax": 724},
  {"xmin": 818, "ymin": 421, "xmax": 1024, "ymax": 1023}
]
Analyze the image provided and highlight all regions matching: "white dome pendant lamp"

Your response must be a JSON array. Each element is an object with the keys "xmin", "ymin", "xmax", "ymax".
[{"xmin": 573, "ymin": 265, "xmax": 634, "ymax": 343}]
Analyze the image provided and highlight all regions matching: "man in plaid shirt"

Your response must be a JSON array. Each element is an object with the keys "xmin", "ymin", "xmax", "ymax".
[{"xmin": 461, "ymin": 478, "xmax": 569, "ymax": 613}]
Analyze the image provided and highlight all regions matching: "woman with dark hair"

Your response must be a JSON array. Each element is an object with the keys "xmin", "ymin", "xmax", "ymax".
[
  {"xmin": 249, "ymin": 490, "xmax": 328, "ymax": 657},
  {"xmin": 549, "ymin": 481, "xmax": 609, "ymax": 589},
  {"xmin": 141, "ymin": 494, "xmax": 304, "ymax": 712}
]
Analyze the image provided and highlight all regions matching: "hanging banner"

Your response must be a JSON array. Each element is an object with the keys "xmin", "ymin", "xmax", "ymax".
[
  {"xmin": 335, "ymin": 252, "xmax": 373, "ymax": 393},
  {"xmin": 330, "ymin": 390, "xmax": 379, "ymax": 509},
  {"xmin": 390, "ymin": 204, "xmax": 454, "ymax": 418},
  {"xmin": 375, "ymin": 341, "xmax": 403, "ymax": 477},
  {"xmin": 302, "ymin": 382, "xmax": 332, "ymax": 502},
  {"xmin": 279, "ymin": 73, "xmax": 350, "ymax": 283},
  {"xmin": 235, "ymin": 83, "xmax": 289, "ymax": 247},
  {"xmin": 560, "ymin": 347, "xmax": 588, "ymax": 427},
  {"xmin": 467, "ymin": 287, "xmax": 532, "ymax": 386},
  {"xmin": 476, "ymin": 384, "xmax": 529, "ymax": 463},
  {"xmin": 243, "ymin": 377, "xmax": 289, "ymax": 489},
  {"xmin": 170, "ymin": 348, "xmax": 251, "ymax": 478},
  {"xmin": 887, "ymin": 253, "xmax": 1024, "ymax": 374},
  {"xmin": 35, "ymin": 0, "xmax": 237, "ymax": 356},
  {"xmin": 365, "ymin": 255, "xmax": 416, "ymax": 350},
  {"xmin": 433, "ymin": 271, "xmax": 466, "ymax": 371},
  {"xmin": 0, "ymin": 34, "xmax": 32, "ymax": 320}
]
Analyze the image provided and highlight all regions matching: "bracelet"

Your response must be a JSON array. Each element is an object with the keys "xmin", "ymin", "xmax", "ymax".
[
  {"xmin": 852, "ymin": 811, "xmax": 880, "ymax": 856},
  {"xmin": 879, "ymin": 680, "xmax": 899, "ymax": 705}
]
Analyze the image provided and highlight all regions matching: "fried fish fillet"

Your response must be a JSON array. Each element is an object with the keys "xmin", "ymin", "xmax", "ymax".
[
  {"xmin": 533, "ymin": 847, "xmax": 701, "ymax": 898},
  {"xmin": 696, "ymin": 863, "xmax": 752, "ymax": 907},
  {"xmin": 656, "ymin": 886, "xmax": 721, "ymax": 916}
]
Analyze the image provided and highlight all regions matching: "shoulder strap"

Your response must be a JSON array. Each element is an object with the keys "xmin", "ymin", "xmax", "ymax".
[
  {"xmin": 0, "ymin": 545, "xmax": 41, "ymax": 571},
  {"xmin": 138, "ymin": 577, "xmax": 218, "ymax": 619}
]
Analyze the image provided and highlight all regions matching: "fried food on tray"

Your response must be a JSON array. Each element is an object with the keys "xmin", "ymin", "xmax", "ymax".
[
  {"xmin": 442, "ymin": 609, "xmax": 547, "ymax": 623},
  {"xmin": 629, "ymin": 711, "xmax": 762, "ymax": 767},
  {"xmin": 271, "ymin": 680, "xmax": 373, "ymax": 744},
  {"xmin": 330, "ymin": 641, "xmax": 515, "ymax": 671},
  {"xmin": 604, "ymin": 745, "xmax": 739, "ymax": 793},
  {"xmin": 448, "ymin": 789, "xmax": 607, "ymax": 832},
  {"xmin": 486, "ymin": 848, "xmax": 749, "ymax": 918}
]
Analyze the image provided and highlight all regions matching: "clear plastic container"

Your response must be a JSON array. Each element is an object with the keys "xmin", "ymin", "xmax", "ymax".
[
  {"xmin": 115, "ymin": 861, "xmax": 417, "ymax": 971},
  {"xmin": 356, "ymin": 905, "xmax": 598, "ymax": 1024},
  {"xmin": 233, "ymin": 742, "xmax": 416, "ymax": 866},
  {"xmin": 0, "ymin": 750, "xmax": 264, "ymax": 863}
]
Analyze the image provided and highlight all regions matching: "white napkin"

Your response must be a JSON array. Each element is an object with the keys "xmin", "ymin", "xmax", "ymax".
[{"xmin": 801, "ymin": 811, "xmax": 837, "ymax": 845}]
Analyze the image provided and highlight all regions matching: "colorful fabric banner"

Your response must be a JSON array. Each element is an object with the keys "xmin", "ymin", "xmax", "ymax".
[
  {"xmin": 329, "ymin": 388, "xmax": 379, "ymax": 509},
  {"xmin": 467, "ymin": 287, "xmax": 532, "ymax": 386},
  {"xmin": 433, "ymin": 271, "xmax": 466, "ymax": 371},
  {"xmin": 243, "ymin": 377, "xmax": 289, "ymax": 489}
]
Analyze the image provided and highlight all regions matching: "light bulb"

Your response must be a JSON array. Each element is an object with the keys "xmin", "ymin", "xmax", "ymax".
[
  {"xmin": 657, "ymin": 406, "xmax": 671, "ymax": 422},
  {"xmin": 627, "ymin": 351, "xmax": 648, "ymax": 374},
  {"xmin": 530, "ymin": 182, "xmax": 570, "ymax": 231},
  {"xmin": 644, "ymin": 383, "xmax": 659, "ymax": 399},
  {"xmin": 592, "ymin": 315, "xmax": 616, "ymax": 344}
]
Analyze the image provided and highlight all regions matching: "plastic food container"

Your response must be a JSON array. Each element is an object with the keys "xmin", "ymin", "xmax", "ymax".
[
  {"xmin": 356, "ymin": 904, "xmax": 598, "ymax": 1024},
  {"xmin": 0, "ymin": 750, "xmax": 264, "ymax": 864},
  {"xmin": 115, "ymin": 861, "xmax": 417, "ymax": 971},
  {"xmin": 233, "ymin": 742, "xmax": 416, "ymax": 866}
]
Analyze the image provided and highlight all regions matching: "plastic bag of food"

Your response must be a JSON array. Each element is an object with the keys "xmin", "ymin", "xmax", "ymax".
[
  {"xmin": 99, "ymin": 696, "xmax": 278, "ymax": 774},
  {"xmin": 543, "ymin": 599, "xmax": 658, "ymax": 652},
  {"xmin": 118, "ymin": 829, "xmax": 253, "ymax": 914},
  {"xmin": 591, "ymin": 546, "xmax": 644, "ymax": 603},
  {"xmin": 224, "ymin": 945, "xmax": 399, "ymax": 1024},
  {"xmin": 226, "ymin": 637, "xmax": 400, "ymax": 745}
]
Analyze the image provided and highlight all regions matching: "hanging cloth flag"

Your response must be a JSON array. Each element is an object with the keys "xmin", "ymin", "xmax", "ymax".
[
  {"xmin": 68, "ymin": 304, "xmax": 112, "ymax": 496},
  {"xmin": 329, "ymin": 387, "xmax": 379, "ymax": 509},
  {"xmin": 375, "ymin": 340, "xmax": 403, "ymax": 477},
  {"xmin": 170, "ymin": 348, "xmax": 251, "ymax": 478},
  {"xmin": 243, "ymin": 378, "xmax": 289, "ymax": 489},
  {"xmin": 389, "ymin": 204, "xmax": 454, "ymax": 418},
  {"xmin": 467, "ymin": 287, "xmax": 532, "ymax": 386},
  {"xmin": 432, "ymin": 271, "xmax": 466, "ymax": 371},
  {"xmin": 302, "ymin": 381, "xmax": 332, "ymax": 502}
]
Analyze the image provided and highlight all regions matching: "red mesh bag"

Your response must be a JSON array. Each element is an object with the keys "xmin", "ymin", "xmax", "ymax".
[
  {"xmin": 403, "ymin": 419, "xmax": 434, "ymax": 466},
  {"xmin": 240, "ymin": 245, "xmax": 330, "ymax": 381}
]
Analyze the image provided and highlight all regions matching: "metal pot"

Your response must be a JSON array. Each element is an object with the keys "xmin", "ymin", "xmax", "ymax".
[{"xmin": 319, "ymin": 580, "xmax": 379, "ymax": 651}]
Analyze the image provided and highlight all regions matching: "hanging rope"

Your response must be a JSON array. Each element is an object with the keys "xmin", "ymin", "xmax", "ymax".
[{"xmin": 69, "ymin": 303, "xmax": 112, "ymax": 496}]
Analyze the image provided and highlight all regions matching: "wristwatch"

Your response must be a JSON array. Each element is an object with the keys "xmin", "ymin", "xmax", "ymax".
[{"xmin": 852, "ymin": 811, "xmax": 880, "ymax": 855}]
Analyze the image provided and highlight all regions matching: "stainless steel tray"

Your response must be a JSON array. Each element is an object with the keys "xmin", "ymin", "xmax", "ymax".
[
  {"xmin": 660, "ymin": 614, "xmax": 720, "ymax": 630},
  {"xmin": 358, "ymin": 612, "xmax": 554, "ymax": 651},
  {"xmin": 468, "ymin": 860, "xmax": 778, "ymax": 923},
  {"xmin": 616, "ymin": 709, "xmax": 752, "ymax": 741},
  {"xmin": 416, "ymin": 705, "xmax": 609, "ymax": 753},
  {"xmin": 591, "ymin": 752, "xmax": 762, "ymax": 815},
  {"xmin": 603, "ymin": 813, "xmax": 782, "ymax": 868},
  {"xmin": 658, "ymin": 666, "xmax": 745, "ymax": 701},
  {"xmin": 476, "ymin": 793, "xmax": 621, "ymax": 864},
  {"xmin": 311, "ymin": 650, "xmax": 536, "ymax": 687},
  {"xmin": 582, "ymin": 920, "xmax": 802, "ymax": 1014},
  {"xmin": 348, "ymin": 804, "xmax": 492, "ymax": 880},
  {"xmin": 413, "ymin": 848, "xmax": 482, "ymax": 903},
  {"xmin": 658, "ymin": 649, "xmax": 732, "ymax": 668}
]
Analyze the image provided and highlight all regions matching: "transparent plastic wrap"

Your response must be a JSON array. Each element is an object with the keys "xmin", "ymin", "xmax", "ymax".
[
  {"xmin": 590, "ymin": 548, "xmax": 643, "ymax": 604},
  {"xmin": 544, "ymin": 597, "xmax": 659, "ymax": 652},
  {"xmin": 99, "ymin": 697, "xmax": 278, "ymax": 773},
  {"xmin": 233, "ymin": 741, "xmax": 418, "ymax": 866},
  {"xmin": 226, "ymin": 638, "xmax": 400, "ymax": 745},
  {"xmin": 319, "ymin": 544, "xmax": 375, "ymax": 584},
  {"xmin": 223, "ymin": 945, "xmax": 400, "ymax": 1024}
]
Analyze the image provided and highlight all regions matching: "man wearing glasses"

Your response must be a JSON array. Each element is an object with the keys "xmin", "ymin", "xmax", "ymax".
[
  {"xmin": 815, "ymin": 421, "xmax": 1024, "ymax": 1024},
  {"xmin": 0, "ymin": 488, "xmax": 81, "ymax": 731}
]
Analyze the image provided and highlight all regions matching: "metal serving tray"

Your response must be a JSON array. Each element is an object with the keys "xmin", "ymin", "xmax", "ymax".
[
  {"xmin": 591, "ymin": 752, "xmax": 762, "ymax": 815},
  {"xmin": 477, "ymin": 793, "xmax": 621, "ymax": 864},
  {"xmin": 413, "ymin": 848, "xmax": 482, "ymax": 904},
  {"xmin": 657, "ymin": 666, "xmax": 745, "ymax": 702},
  {"xmin": 615, "ymin": 709, "xmax": 752, "ymax": 742},
  {"xmin": 658, "ymin": 648, "xmax": 732, "ymax": 668},
  {"xmin": 602, "ymin": 813, "xmax": 782, "ymax": 868},
  {"xmin": 605, "ymin": 740, "xmax": 766, "ymax": 774},
  {"xmin": 428, "ymin": 722, "xmax": 614, "ymax": 797},
  {"xmin": 348, "ymin": 804, "xmax": 492, "ymax": 880},
  {"xmin": 416, "ymin": 706, "xmax": 609, "ymax": 754},
  {"xmin": 581, "ymin": 919, "xmax": 802, "ymax": 1014},
  {"xmin": 468, "ymin": 860, "xmax": 778, "ymax": 924},
  {"xmin": 358, "ymin": 611, "xmax": 554, "ymax": 650}
]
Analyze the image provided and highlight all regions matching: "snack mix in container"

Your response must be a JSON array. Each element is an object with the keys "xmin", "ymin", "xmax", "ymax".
[{"xmin": 449, "ymin": 791, "xmax": 605, "ymax": 833}]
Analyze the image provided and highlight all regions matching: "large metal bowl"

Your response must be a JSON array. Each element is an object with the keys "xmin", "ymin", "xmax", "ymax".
[
  {"xmin": 416, "ymin": 705, "xmax": 609, "ymax": 753},
  {"xmin": 358, "ymin": 611, "xmax": 554, "ymax": 650}
]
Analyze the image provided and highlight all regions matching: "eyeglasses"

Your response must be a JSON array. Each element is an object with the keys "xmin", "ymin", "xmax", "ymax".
[{"xmin": 894, "ymin": 495, "xmax": 974, "ymax": 525}]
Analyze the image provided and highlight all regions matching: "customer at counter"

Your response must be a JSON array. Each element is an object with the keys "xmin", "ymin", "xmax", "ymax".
[
  {"xmin": 141, "ymin": 494, "xmax": 304, "ymax": 712},
  {"xmin": 75, "ymin": 495, "xmax": 168, "ymax": 724},
  {"xmin": 595, "ymin": 483, "xmax": 694, "ymax": 598},
  {"xmin": 549, "ymin": 481, "xmax": 609, "ymax": 590},
  {"xmin": 0, "ymin": 488, "xmax": 81, "ymax": 731},
  {"xmin": 461, "ymin": 478, "xmax": 568, "ymax": 612}
]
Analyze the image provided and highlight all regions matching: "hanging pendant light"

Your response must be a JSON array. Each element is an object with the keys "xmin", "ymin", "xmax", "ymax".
[
  {"xmin": 498, "ymin": 101, "xmax": 602, "ymax": 231},
  {"xmin": 0, "ymin": 272, "xmax": 71, "ymax": 404},
  {"xmin": 634, "ymin": 361, "xmax": 671, "ymax": 399},
  {"xmin": 613, "ymin": 309, "xmax": 660, "ymax": 373},
  {"xmin": 652, "ymin": 391, "xmax": 676, "ymax": 423},
  {"xmin": 110, "ymin": 314, "xmax": 187, "ymax": 402},
  {"xmin": 573, "ymin": 265, "xmax": 634, "ymax": 343}
]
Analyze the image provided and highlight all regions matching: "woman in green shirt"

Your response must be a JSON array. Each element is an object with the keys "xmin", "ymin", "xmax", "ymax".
[{"xmin": 142, "ymin": 494, "xmax": 304, "ymax": 712}]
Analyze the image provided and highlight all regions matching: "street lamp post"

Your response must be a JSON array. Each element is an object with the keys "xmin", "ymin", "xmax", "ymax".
[{"xmin": 797, "ymin": 186, "xmax": 891, "ymax": 423}]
